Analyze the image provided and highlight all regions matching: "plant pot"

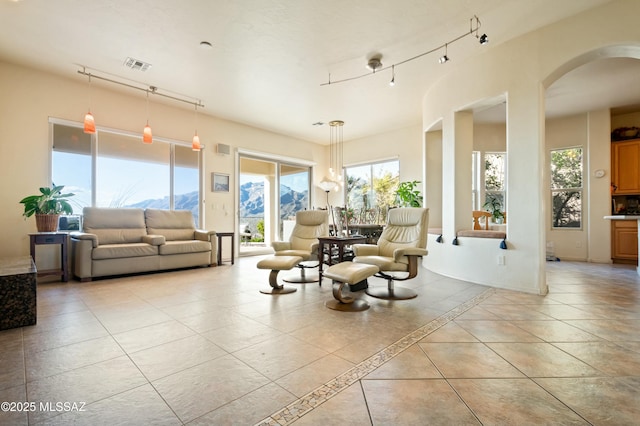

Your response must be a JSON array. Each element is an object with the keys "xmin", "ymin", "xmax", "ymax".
[{"xmin": 35, "ymin": 214, "xmax": 59, "ymax": 232}]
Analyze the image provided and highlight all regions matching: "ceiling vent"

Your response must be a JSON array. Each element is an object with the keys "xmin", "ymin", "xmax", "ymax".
[{"xmin": 123, "ymin": 57, "xmax": 152, "ymax": 72}]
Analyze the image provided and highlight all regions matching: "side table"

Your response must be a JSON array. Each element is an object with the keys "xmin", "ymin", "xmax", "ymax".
[
  {"xmin": 216, "ymin": 232, "xmax": 235, "ymax": 265},
  {"xmin": 317, "ymin": 235, "xmax": 367, "ymax": 284},
  {"xmin": 29, "ymin": 232, "xmax": 69, "ymax": 282}
]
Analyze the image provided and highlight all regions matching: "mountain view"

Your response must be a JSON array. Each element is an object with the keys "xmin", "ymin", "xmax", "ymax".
[{"xmin": 128, "ymin": 181, "xmax": 308, "ymax": 231}]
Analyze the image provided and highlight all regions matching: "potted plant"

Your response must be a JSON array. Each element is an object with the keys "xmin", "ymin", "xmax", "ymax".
[
  {"xmin": 483, "ymin": 196, "xmax": 505, "ymax": 223},
  {"xmin": 395, "ymin": 180, "xmax": 423, "ymax": 207},
  {"xmin": 19, "ymin": 184, "xmax": 75, "ymax": 232}
]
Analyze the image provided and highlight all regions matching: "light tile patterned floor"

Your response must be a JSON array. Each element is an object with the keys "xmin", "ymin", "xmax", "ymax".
[{"xmin": 0, "ymin": 258, "xmax": 639, "ymax": 425}]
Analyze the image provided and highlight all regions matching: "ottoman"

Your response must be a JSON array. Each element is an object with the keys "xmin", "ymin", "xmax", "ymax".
[
  {"xmin": 323, "ymin": 262, "xmax": 379, "ymax": 312},
  {"xmin": 256, "ymin": 255, "xmax": 303, "ymax": 294}
]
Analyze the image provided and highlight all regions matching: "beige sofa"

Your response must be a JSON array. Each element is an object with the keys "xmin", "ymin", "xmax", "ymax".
[{"xmin": 70, "ymin": 207, "xmax": 217, "ymax": 281}]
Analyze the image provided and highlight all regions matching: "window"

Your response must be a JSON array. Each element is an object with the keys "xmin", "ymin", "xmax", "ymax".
[
  {"xmin": 471, "ymin": 151, "xmax": 506, "ymax": 212},
  {"xmin": 345, "ymin": 159, "xmax": 399, "ymax": 224},
  {"xmin": 550, "ymin": 147, "xmax": 582, "ymax": 228},
  {"xmin": 52, "ymin": 121, "xmax": 201, "ymax": 225},
  {"xmin": 484, "ymin": 152, "xmax": 506, "ymax": 212}
]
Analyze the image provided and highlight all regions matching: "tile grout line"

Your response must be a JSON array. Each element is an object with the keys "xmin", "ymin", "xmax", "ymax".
[{"xmin": 255, "ymin": 287, "xmax": 497, "ymax": 426}]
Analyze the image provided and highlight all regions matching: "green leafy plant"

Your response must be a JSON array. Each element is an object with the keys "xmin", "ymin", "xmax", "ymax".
[
  {"xmin": 19, "ymin": 184, "xmax": 75, "ymax": 217},
  {"xmin": 395, "ymin": 180, "xmax": 423, "ymax": 207},
  {"xmin": 483, "ymin": 195, "xmax": 504, "ymax": 222}
]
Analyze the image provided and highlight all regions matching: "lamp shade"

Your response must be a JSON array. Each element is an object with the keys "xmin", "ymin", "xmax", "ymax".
[
  {"xmin": 83, "ymin": 111, "xmax": 96, "ymax": 134},
  {"xmin": 143, "ymin": 123, "xmax": 153, "ymax": 144},
  {"xmin": 318, "ymin": 179, "xmax": 337, "ymax": 192},
  {"xmin": 192, "ymin": 133, "xmax": 201, "ymax": 151}
]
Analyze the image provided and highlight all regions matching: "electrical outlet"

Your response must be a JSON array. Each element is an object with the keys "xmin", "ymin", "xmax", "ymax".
[{"xmin": 497, "ymin": 255, "xmax": 505, "ymax": 265}]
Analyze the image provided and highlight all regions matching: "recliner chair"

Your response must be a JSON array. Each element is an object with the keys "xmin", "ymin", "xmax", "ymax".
[
  {"xmin": 353, "ymin": 207, "xmax": 429, "ymax": 299},
  {"xmin": 272, "ymin": 210, "xmax": 329, "ymax": 283}
]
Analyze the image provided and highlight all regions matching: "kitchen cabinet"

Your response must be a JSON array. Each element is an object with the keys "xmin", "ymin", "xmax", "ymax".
[
  {"xmin": 611, "ymin": 220, "xmax": 638, "ymax": 263},
  {"xmin": 611, "ymin": 139, "xmax": 640, "ymax": 194}
]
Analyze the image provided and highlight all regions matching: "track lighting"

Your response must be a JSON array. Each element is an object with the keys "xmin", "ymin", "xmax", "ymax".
[
  {"xmin": 389, "ymin": 65, "xmax": 395, "ymax": 86},
  {"xmin": 76, "ymin": 67, "xmax": 204, "ymax": 148},
  {"xmin": 322, "ymin": 15, "xmax": 484, "ymax": 86},
  {"xmin": 439, "ymin": 44, "xmax": 449, "ymax": 64}
]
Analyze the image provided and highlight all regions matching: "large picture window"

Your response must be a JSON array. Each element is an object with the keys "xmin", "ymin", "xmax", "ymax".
[
  {"xmin": 550, "ymin": 147, "xmax": 583, "ymax": 228},
  {"xmin": 345, "ymin": 159, "xmax": 399, "ymax": 224},
  {"xmin": 51, "ymin": 121, "xmax": 201, "ymax": 225}
]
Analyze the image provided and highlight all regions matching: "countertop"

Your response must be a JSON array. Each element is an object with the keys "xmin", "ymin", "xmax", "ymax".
[{"xmin": 604, "ymin": 215, "xmax": 640, "ymax": 220}]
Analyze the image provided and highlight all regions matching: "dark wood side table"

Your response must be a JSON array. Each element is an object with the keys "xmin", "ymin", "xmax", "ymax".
[
  {"xmin": 317, "ymin": 235, "xmax": 367, "ymax": 284},
  {"xmin": 29, "ymin": 232, "xmax": 69, "ymax": 282},
  {"xmin": 216, "ymin": 232, "xmax": 235, "ymax": 265}
]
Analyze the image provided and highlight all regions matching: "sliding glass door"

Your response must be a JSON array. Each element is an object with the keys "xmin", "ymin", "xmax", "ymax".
[{"xmin": 238, "ymin": 154, "xmax": 310, "ymax": 255}]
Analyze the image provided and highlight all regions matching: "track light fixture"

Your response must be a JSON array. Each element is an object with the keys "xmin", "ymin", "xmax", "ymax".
[
  {"xmin": 321, "ymin": 15, "xmax": 486, "ymax": 86},
  {"xmin": 77, "ymin": 67, "xmax": 205, "ymax": 149},
  {"xmin": 439, "ymin": 44, "xmax": 449, "ymax": 64},
  {"xmin": 389, "ymin": 65, "xmax": 395, "ymax": 86}
]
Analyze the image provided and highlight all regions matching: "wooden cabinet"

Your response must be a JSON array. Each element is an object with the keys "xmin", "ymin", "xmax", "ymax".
[
  {"xmin": 611, "ymin": 220, "xmax": 638, "ymax": 263},
  {"xmin": 611, "ymin": 139, "xmax": 640, "ymax": 194}
]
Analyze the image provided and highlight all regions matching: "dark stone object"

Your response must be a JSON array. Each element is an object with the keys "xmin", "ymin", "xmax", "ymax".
[{"xmin": 0, "ymin": 256, "xmax": 37, "ymax": 330}]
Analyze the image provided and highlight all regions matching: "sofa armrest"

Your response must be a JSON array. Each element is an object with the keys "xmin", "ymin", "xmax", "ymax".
[
  {"xmin": 70, "ymin": 231, "xmax": 98, "ymax": 248},
  {"xmin": 195, "ymin": 229, "xmax": 216, "ymax": 242},
  {"xmin": 272, "ymin": 241, "xmax": 292, "ymax": 252},
  {"xmin": 393, "ymin": 247, "xmax": 428, "ymax": 261},
  {"xmin": 142, "ymin": 234, "xmax": 166, "ymax": 246},
  {"xmin": 352, "ymin": 244, "xmax": 379, "ymax": 256},
  {"xmin": 70, "ymin": 237, "xmax": 93, "ymax": 280},
  {"xmin": 194, "ymin": 229, "xmax": 217, "ymax": 266}
]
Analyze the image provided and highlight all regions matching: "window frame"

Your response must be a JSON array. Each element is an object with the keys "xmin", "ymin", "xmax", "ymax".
[
  {"xmin": 549, "ymin": 145, "xmax": 583, "ymax": 230},
  {"xmin": 344, "ymin": 158, "xmax": 400, "ymax": 224},
  {"xmin": 49, "ymin": 117, "xmax": 204, "ymax": 226}
]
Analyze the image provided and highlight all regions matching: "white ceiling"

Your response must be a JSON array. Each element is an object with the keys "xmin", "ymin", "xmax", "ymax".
[{"xmin": 1, "ymin": 0, "xmax": 637, "ymax": 144}]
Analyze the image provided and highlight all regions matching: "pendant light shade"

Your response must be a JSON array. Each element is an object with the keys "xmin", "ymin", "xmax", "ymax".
[
  {"xmin": 83, "ymin": 111, "xmax": 96, "ymax": 134},
  {"xmin": 143, "ymin": 122, "xmax": 153, "ymax": 144},
  {"xmin": 192, "ymin": 133, "xmax": 201, "ymax": 151},
  {"xmin": 192, "ymin": 103, "xmax": 201, "ymax": 151},
  {"xmin": 142, "ymin": 89, "xmax": 153, "ymax": 144},
  {"xmin": 83, "ymin": 72, "xmax": 96, "ymax": 134}
]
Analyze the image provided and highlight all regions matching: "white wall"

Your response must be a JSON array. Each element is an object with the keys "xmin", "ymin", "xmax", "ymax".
[
  {"xmin": 422, "ymin": 0, "xmax": 640, "ymax": 294},
  {"xmin": 0, "ymin": 60, "xmax": 324, "ymax": 262}
]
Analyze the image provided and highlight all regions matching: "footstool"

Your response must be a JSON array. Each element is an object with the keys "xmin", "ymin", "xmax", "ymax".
[
  {"xmin": 323, "ymin": 262, "xmax": 379, "ymax": 312},
  {"xmin": 256, "ymin": 255, "xmax": 303, "ymax": 294}
]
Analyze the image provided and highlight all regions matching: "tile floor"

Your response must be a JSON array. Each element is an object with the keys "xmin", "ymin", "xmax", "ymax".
[{"xmin": 1, "ymin": 257, "xmax": 639, "ymax": 425}]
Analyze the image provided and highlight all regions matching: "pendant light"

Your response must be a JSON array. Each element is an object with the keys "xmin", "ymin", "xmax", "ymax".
[
  {"xmin": 329, "ymin": 120, "xmax": 344, "ymax": 187},
  {"xmin": 192, "ymin": 104, "xmax": 201, "ymax": 151},
  {"xmin": 143, "ymin": 89, "xmax": 152, "ymax": 144},
  {"xmin": 83, "ymin": 74, "xmax": 96, "ymax": 134}
]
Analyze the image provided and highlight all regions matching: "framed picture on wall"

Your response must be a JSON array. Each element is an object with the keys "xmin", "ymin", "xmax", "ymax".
[{"xmin": 212, "ymin": 173, "xmax": 230, "ymax": 192}]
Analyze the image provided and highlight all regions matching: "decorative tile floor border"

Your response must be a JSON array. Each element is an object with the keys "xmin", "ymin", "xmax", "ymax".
[{"xmin": 255, "ymin": 287, "xmax": 496, "ymax": 426}]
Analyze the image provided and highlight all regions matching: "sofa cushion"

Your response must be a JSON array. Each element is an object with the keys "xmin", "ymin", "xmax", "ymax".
[
  {"xmin": 92, "ymin": 243, "xmax": 158, "ymax": 260},
  {"xmin": 83, "ymin": 207, "xmax": 147, "ymax": 245},
  {"xmin": 158, "ymin": 240, "xmax": 211, "ymax": 255},
  {"xmin": 145, "ymin": 209, "xmax": 196, "ymax": 241}
]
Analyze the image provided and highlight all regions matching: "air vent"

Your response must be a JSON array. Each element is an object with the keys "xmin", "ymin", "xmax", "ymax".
[{"xmin": 123, "ymin": 57, "xmax": 152, "ymax": 72}]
